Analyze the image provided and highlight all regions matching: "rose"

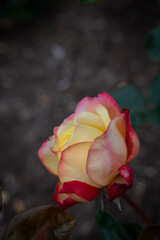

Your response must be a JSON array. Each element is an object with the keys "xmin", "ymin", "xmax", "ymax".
[{"xmin": 38, "ymin": 93, "xmax": 139, "ymax": 210}]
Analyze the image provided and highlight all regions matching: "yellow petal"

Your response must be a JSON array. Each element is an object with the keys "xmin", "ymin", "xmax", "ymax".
[
  {"xmin": 65, "ymin": 124, "xmax": 103, "ymax": 148},
  {"xmin": 75, "ymin": 111, "xmax": 106, "ymax": 131},
  {"xmin": 54, "ymin": 114, "xmax": 75, "ymax": 151},
  {"xmin": 87, "ymin": 115, "xmax": 127, "ymax": 186},
  {"xmin": 94, "ymin": 104, "xmax": 111, "ymax": 129},
  {"xmin": 58, "ymin": 142, "xmax": 99, "ymax": 187},
  {"xmin": 38, "ymin": 137, "xmax": 59, "ymax": 175}
]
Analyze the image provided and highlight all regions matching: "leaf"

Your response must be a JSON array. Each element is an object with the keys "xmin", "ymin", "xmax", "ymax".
[
  {"xmin": 96, "ymin": 211, "xmax": 142, "ymax": 240},
  {"xmin": 111, "ymin": 86, "xmax": 146, "ymax": 128},
  {"xmin": 96, "ymin": 210, "xmax": 129, "ymax": 240},
  {"xmin": 137, "ymin": 225, "xmax": 160, "ymax": 240},
  {"xmin": 158, "ymin": 0, "xmax": 160, "ymax": 7},
  {"xmin": 145, "ymin": 24, "xmax": 160, "ymax": 61},
  {"xmin": 32, "ymin": 223, "xmax": 49, "ymax": 240},
  {"xmin": 123, "ymin": 223, "xmax": 142, "ymax": 240},
  {"xmin": 2, "ymin": 205, "xmax": 75, "ymax": 240},
  {"xmin": 150, "ymin": 74, "xmax": 160, "ymax": 105},
  {"xmin": 145, "ymin": 106, "xmax": 160, "ymax": 125}
]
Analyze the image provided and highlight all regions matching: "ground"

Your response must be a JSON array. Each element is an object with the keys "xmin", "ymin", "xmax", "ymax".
[{"xmin": 0, "ymin": 0, "xmax": 160, "ymax": 239}]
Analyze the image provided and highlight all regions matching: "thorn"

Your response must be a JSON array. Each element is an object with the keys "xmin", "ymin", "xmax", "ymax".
[
  {"xmin": 113, "ymin": 197, "xmax": 121, "ymax": 211},
  {"xmin": 98, "ymin": 194, "xmax": 105, "ymax": 211},
  {"xmin": 133, "ymin": 179, "xmax": 145, "ymax": 187}
]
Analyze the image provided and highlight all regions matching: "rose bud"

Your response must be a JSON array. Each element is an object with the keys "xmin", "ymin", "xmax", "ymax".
[{"xmin": 38, "ymin": 93, "xmax": 139, "ymax": 210}]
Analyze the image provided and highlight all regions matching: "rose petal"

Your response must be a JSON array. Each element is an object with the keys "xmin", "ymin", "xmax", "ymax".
[
  {"xmin": 52, "ymin": 181, "xmax": 78, "ymax": 210},
  {"xmin": 66, "ymin": 124, "xmax": 103, "ymax": 148},
  {"xmin": 118, "ymin": 165, "xmax": 134, "ymax": 185},
  {"xmin": 87, "ymin": 103, "xmax": 111, "ymax": 129},
  {"xmin": 96, "ymin": 93, "xmax": 121, "ymax": 119},
  {"xmin": 60, "ymin": 181, "xmax": 100, "ymax": 201},
  {"xmin": 107, "ymin": 182, "xmax": 129, "ymax": 201},
  {"xmin": 55, "ymin": 112, "xmax": 104, "ymax": 151},
  {"xmin": 38, "ymin": 138, "xmax": 59, "ymax": 175},
  {"xmin": 107, "ymin": 165, "xmax": 133, "ymax": 201},
  {"xmin": 75, "ymin": 93, "xmax": 121, "ymax": 119},
  {"xmin": 58, "ymin": 142, "xmax": 99, "ymax": 187},
  {"xmin": 87, "ymin": 115, "xmax": 127, "ymax": 186},
  {"xmin": 75, "ymin": 111, "xmax": 106, "ymax": 131},
  {"xmin": 122, "ymin": 109, "xmax": 140, "ymax": 162},
  {"xmin": 75, "ymin": 97, "xmax": 92, "ymax": 113},
  {"xmin": 54, "ymin": 114, "xmax": 75, "ymax": 151}
]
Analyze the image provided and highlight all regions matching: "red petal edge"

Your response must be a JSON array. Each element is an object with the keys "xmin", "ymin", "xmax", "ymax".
[
  {"xmin": 119, "ymin": 165, "xmax": 133, "ymax": 185},
  {"xmin": 122, "ymin": 109, "xmax": 140, "ymax": 162},
  {"xmin": 52, "ymin": 182, "xmax": 78, "ymax": 210},
  {"xmin": 75, "ymin": 93, "xmax": 121, "ymax": 119},
  {"xmin": 60, "ymin": 180, "xmax": 100, "ymax": 201},
  {"xmin": 107, "ymin": 165, "xmax": 133, "ymax": 201}
]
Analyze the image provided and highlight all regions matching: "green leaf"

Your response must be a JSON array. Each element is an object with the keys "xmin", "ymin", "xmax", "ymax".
[
  {"xmin": 157, "ymin": 0, "xmax": 160, "ymax": 8},
  {"xmin": 150, "ymin": 74, "xmax": 160, "ymax": 105},
  {"xmin": 111, "ymin": 86, "xmax": 146, "ymax": 128},
  {"xmin": 96, "ymin": 211, "xmax": 142, "ymax": 240},
  {"xmin": 145, "ymin": 24, "xmax": 160, "ymax": 61},
  {"xmin": 123, "ymin": 223, "xmax": 142, "ymax": 240},
  {"xmin": 145, "ymin": 106, "xmax": 160, "ymax": 125},
  {"xmin": 79, "ymin": 0, "xmax": 103, "ymax": 3},
  {"xmin": 137, "ymin": 225, "xmax": 160, "ymax": 240},
  {"xmin": 2, "ymin": 205, "xmax": 75, "ymax": 240},
  {"xmin": 96, "ymin": 210, "xmax": 129, "ymax": 240}
]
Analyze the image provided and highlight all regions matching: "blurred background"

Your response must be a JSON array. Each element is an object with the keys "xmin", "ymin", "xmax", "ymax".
[{"xmin": 0, "ymin": 0, "xmax": 160, "ymax": 239}]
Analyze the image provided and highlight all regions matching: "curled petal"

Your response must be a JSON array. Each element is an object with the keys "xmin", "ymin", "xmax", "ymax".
[
  {"xmin": 38, "ymin": 138, "xmax": 59, "ymax": 175},
  {"xmin": 66, "ymin": 124, "xmax": 103, "ymax": 148},
  {"xmin": 87, "ymin": 103, "xmax": 111, "ymax": 129},
  {"xmin": 87, "ymin": 115, "xmax": 127, "ymax": 186},
  {"xmin": 95, "ymin": 93, "xmax": 121, "ymax": 119},
  {"xmin": 122, "ymin": 109, "xmax": 140, "ymax": 162},
  {"xmin": 107, "ymin": 165, "xmax": 133, "ymax": 201},
  {"xmin": 58, "ymin": 142, "xmax": 99, "ymax": 187},
  {"xmin": 56, "ymin": 114, "xmax": 75, "ymax": 138},
  {"xmin": 119, "ymin": 165, "xmax": 133, "ymax": 185},
  {"xmin": 54, "ymin": 114, "xmax": 75, "ymax": 151},
  {"xmin": 75, "ymin": 97, "xmax": 92, "ymax": 114},
  {"xmin": 75, "ymin": 111, "xmax": 106, "ymax": 131},
  {"xmin": 60, "ymin": 181, "xmax": 100, "ymax": 202},
  {"xmin": 53, "ymin": 181, "xmax": 78, "ymax": 210},
  {"xmin": 75, "ymin": 93, "xmax": 121, "ymax": 119}
]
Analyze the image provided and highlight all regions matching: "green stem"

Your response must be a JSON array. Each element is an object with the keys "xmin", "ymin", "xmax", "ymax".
[{"xmin": 122, "ymin": 193, "xmax": 152, "ymax": 226}]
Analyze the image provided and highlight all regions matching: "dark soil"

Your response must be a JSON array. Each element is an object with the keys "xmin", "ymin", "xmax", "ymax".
[{"xmin": 0, "ymin": 0, "xmax": 160, "ymax": 239}]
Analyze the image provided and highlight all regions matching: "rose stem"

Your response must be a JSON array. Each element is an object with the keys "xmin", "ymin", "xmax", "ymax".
[{"xmin": 122, "ymin": 193, "xmax": 152, "ymax": 226}]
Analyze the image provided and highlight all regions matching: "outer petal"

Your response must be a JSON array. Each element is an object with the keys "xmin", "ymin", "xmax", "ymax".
[
  {"xmin": 87, "ymin": 115, "xmax": 127, "ymax": 186},
  {"xmin": 65, "ymin": 124, "xmax": 103, "ymax": 148},
  {"xmin": 95, "ymin": 93, "xmax": 121, "ymax": 119},
  {"xmin": 38, "ymin": 137, "xmax": 59, "ymax": 175},
  {"xmin": 75, "ymin": 93, "xmax": 121, "ymax": 119},
  {"xmin": 58, "ymin": 142, "xmax": 100, "ymax": 187},
  {"xmin": 52, "ymin": 181, "xmax": 78, "ymax": 210},
  {"xmin": 107, "ymin": 165, "xmax": 134, "ymax": 201},
  {"xmin": 118, "ymin": 165, "xmax": 133, "ymax": 185},
  {"xmin": 56, "ymin": 113, "xmax": 75, "ymax": 138},
  {"xmin": 75, "ymin": 97, "xmax": 92, "ymax": 113},
  {"xmin": 122, "ymin": 109, "xmax": 140, "ymax": 162},
  {"xmin": 60, "ymin": 181, "xmax": 100, "ymax": 202}
]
